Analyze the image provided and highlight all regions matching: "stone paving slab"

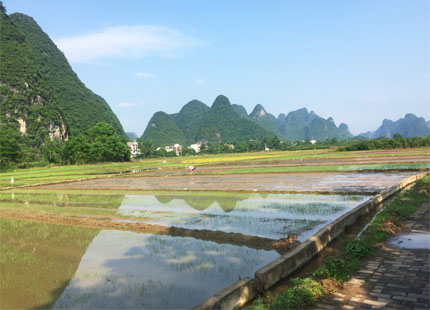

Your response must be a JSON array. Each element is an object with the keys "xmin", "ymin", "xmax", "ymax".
[{"xmin": 315, "ymin": 202, "xmax": 430, "ymax": 309}]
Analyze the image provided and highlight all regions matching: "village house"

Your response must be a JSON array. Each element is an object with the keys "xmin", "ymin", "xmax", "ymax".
[
  {"xmin": 126, "ymin": 140, "xmax": 140, "ymax": 158},
  {"xmin": 189, "ymin": 142, "xmax": 201, "ymax": 154}
]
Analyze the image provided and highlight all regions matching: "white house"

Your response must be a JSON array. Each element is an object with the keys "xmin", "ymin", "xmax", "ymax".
[
  {"xmin": 126, "ymin": 140, "xmax": 140, "ymax": 158},
  {"xmin": 189, "ymin": 143, "xmax": 201, "ymax": 154}
]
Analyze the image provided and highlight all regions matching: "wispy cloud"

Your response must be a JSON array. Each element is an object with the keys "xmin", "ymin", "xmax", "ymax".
[
  {"xmin": 55, "ymin": 25, "xmax": 198, "ymax": 63},
  {"xmin": 136, "ymin": 72, "xmax": 154, "ymax": 78},
  {"xmin": 118, "ymin": 102, "xmax": 136, "ymax": 107}
]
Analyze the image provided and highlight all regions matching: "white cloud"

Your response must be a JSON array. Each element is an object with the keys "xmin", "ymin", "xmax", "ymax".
[
  {"xmin": 118, "ymin": 102, "xmax": 136, "ymax": 107},
  {"xmin": 196, "ymin": 78, "xmax": 205, "ymax": 85},
  {"xmin": 136, "ymin": 72, "xmax": 154, "ymax": 78},
  {"xmin": 55, "ymin": 25, "xmax": 198, "ymax": 63}
]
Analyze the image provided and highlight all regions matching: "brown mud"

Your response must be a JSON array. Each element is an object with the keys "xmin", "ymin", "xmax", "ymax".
[{"xmin": 0, "ymin": 210, "xmax": 278, "ymax": 252}]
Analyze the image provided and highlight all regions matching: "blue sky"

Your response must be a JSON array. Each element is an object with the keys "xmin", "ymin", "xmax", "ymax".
[{"xmin": 4, "ymin": 0, "xmax": 429, "ymax": 136}]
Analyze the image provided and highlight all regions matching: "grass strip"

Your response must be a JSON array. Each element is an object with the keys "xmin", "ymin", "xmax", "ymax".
[{"xmin": 247, "ymin": 174, "xmax": 430, "ymax": 310}]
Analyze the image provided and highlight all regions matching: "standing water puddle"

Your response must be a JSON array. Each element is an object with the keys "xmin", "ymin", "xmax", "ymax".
[{"xmin": 387, "ymin": 233, "xmax": 430, "ymax": 249}]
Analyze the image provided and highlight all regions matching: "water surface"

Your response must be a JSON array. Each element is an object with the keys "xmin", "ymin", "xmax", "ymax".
[{"xmin": 118, "ymin": 193, "xmax": 370, "ymax": 241}]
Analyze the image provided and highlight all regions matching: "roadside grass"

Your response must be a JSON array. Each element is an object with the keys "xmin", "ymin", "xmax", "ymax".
[{"xmin": 246, "ymin": 174, "xmax": 429, "ymax": 310}]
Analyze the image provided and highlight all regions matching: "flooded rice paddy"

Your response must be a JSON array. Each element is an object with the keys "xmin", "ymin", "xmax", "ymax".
[
  {"xmin": 1, "ymin": 190, "xmax": 370, "ymax": 308},
  {"xmin": 118, "ymin": 193, "xmax": 369, "ymax": 241}
]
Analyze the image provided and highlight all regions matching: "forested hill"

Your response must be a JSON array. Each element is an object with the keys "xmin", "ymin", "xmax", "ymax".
[
  {"xmin": 142, "ymin": 95, "xmax": 352, "ymax": 146},
  {"xmin": 0, "ymin": 3, "xmax": 124, "ymax": 144},
  {"xmin": 142, "ymin": 95, "xmax": 273, "ymax": 146}
]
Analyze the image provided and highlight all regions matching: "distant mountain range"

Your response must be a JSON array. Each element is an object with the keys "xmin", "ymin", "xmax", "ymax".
[
  {"xmin": 0, "ymin": 4, "xmax": 125, "ymax": 148},
  {"xmin": 126, "ymin": 132, "xmax": 138, "ymax": 141},
  {"xmin": 142, "ymin": 95, "xmax": 352, "ymax": 146},
  {"xmin": 359, "ymin": 114, "xmax": 430, "ymax": 139}
]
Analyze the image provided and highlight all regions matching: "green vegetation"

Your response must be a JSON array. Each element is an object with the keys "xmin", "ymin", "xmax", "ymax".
[
  {"xmin": 248, "ymin": 278, "xmax": 323, "ymax": 310},
  {"xmin": 247, "ymin": 175, "xmax": 430, "ymax": 309},
  {"xmin": 195, "ymin": 95, "xmax": 273, "ymax": 143},
  {"xmin": 142, "ymin": 96, "xmax": 354, "ymax": 147},
  {"xmin": 142, "ymin": 111, "xmax": 186, "ymax": 147},
  {"xmin": 62, "ymin": 122, "xmax": 130, "ymax": 164},
  {"xmin": 9, "ymin": 12, "xmax": 125, "ymax": 137},
  {"xmin": 339, "ymin": 135, "xmax": 430, "ymax": 151},
  {"xmin": 0, "ymin": 3, "xmax": 126, "ymax": 169},
  {"xmin": 172, "ymin": 99, "xmax": 211, "ymax": 143},
  {"xmin": 278, "ymin": 108, "xmax": 351, "ymax": 141},
  {"xmin": 0, "ymin": 122, "xmax": 130, "ymax": 170}
]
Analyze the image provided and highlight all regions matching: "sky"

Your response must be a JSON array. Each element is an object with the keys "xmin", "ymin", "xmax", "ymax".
[{"xmin": 4, "ymin": 0, "xmax": 430, "ymax": 136}]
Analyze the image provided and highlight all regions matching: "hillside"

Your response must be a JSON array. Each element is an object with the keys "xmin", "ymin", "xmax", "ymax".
[
  {"xmin": 9, "ymin": 12, "xmax": 124, "ymax": 137},
  {"xmin": 172, "ymin": 100, "xmax": 210, "ymax": 143},
  {"xmin": 0, "ymin": 2, "xmax": 125, "ymax": 154},
  {"xmin": 0, "ymin": 4, "xmax": 65, "ymax": 147},
  {"xmin": 141, "ymin": 95, "xmax": 272, "ymax": 145},
  {"xmin": 141, "ymin": 96, "xmax": 354, "ymax": 146},
  {"xmin": 195, "ymin": 95, "xmax": 272, "ymax": 143},
  {"xmin": 142, "ymin": 112, "xmax": 186, "ymax": 147},
  {"xmin": 249, "ymin": 104, "xmax": 280, "ymax": 136},
  {"xmin": 278, "ymin": 108, "xmax": 351, "ymax": 141},
  {"xmin": 360, "ymin": 114, "xmax": 430, "ymax": 138}
]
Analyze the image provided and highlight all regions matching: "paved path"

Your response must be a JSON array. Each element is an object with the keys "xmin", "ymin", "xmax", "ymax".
[{"xmin": 316, "ymin": 202, "xmax": 430, "ymax": 309}]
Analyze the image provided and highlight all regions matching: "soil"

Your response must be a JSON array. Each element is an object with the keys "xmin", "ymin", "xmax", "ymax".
[
  {"xmin": 39, "ymin": 171, "xmax": 419, "ymax": 193},
  {"xmin": 0, "ymin": 209, "xmax": 277, "ymax": 251}
]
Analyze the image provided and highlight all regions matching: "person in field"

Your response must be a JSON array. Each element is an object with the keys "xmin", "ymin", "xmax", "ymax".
[{"xmin": 187, "ymin": 166, "xmax": 196, "ymax": 174}]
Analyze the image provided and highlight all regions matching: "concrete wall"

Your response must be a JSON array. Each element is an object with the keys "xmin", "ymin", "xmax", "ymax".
[{"xmin": 194, "ymin": 172, "xmax": 428, "ymax": 310}]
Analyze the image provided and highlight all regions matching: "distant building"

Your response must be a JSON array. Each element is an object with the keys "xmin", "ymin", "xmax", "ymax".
[
  {"xmin": 173, "ymin": 144, "xmax": 182, "ymax": 156},
  {"xmin": 156, "ymin": 144, "xmax": 183, "ymax": 156},
  {"xmin": 127, "ymin": 140, "xmax": 140, "ymax": 158},
  {"xmin": 189, "ymin": 143, "xmax": 201, "ymax": 154}
]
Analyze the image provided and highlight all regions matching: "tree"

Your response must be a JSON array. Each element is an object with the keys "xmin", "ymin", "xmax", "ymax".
[
  {"xmin": 137, "ymin": 138, "xmax": 154, "ymax": 158},
  {"xmin": 0, "ymin": 123, "xmax": 22, "ymax": 170},
  {"xmin": 62, "ymin": 122, "xmax": 130, "ymax": 164}
]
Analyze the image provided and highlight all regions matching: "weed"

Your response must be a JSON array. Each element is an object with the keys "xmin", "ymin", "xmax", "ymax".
[{"xmin": 343, "ymin": 239, "xmax": 373, "ymax": 260}]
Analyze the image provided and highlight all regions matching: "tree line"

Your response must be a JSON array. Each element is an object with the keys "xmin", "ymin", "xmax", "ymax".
[{"xmin": 0, "ymin": 122, "xmax": 130, "ymax": 171}]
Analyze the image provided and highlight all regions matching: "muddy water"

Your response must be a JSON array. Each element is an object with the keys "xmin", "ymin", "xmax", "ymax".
[
  {"xmin": 0, "ymin": 218, "xmax": 278, "ymax": 309},
  {"xmin": 0, "ymin": 218, "xmax": 100, "ymax": 309},
  {"xmin": 118, "ymin": 193, "xmax": 369, "ymax": 241}
]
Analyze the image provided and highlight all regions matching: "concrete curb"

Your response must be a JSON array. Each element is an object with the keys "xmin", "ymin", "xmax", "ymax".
[{"xmin": 194, "ymin": 171, "xmax": 428, "ymax": 310}]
